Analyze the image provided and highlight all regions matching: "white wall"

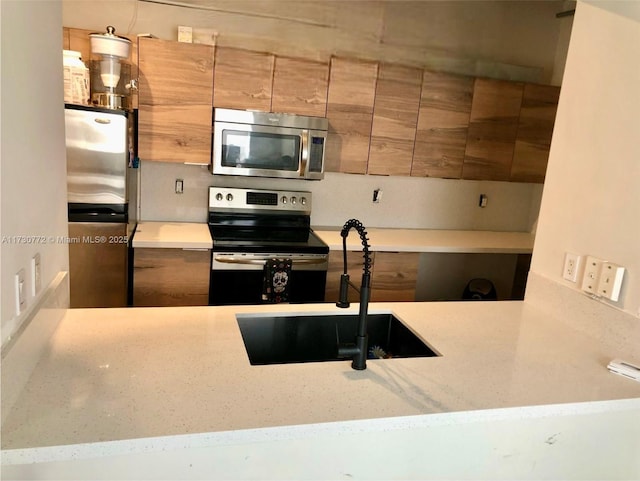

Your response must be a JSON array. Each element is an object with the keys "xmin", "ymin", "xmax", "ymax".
[
  {"xmin": 529, "ymin": 0, "xmax": 640, "ymax": 317},
  {"xmin": 63, "ymin": 0, "xmax": 564, "ymax": 83},
  {"xmin": 0, "ymin": 0, "xmax": 69, "ymax": 343}
]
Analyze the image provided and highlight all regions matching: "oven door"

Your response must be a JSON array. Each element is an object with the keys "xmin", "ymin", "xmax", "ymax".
[
  {"xmin": 212, "ymin": 121, "xmax": 309, "ymax": 179},
  {"xmin": 209, "ymin": 253, "xmax": 327, "ymax": 305}
]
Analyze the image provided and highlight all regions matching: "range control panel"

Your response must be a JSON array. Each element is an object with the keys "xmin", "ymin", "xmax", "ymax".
[{"xmin": 208, "ymin": 187, "xmax": 312, "ymax": 214}]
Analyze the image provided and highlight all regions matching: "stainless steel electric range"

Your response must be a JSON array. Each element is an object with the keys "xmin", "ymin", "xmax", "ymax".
[{"xmin": 207, "ymin": 187, "xmax": 329, "ymax": 305}]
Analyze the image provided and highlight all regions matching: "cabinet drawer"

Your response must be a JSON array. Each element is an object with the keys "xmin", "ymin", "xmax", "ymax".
[{"xmin": 133, "ymin": 248, "xmax": 210, "ymax": 307}]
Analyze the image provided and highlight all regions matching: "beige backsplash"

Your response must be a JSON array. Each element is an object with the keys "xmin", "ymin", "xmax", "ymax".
[{"xmin": 138, "ymin": 161, "xmax": 543, "ymax": 232}]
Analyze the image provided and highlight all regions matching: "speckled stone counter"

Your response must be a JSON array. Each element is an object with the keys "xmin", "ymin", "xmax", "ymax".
[
  {"xmin": 132, "ymin": 222, "xmax": 212, "ymax": 249},
  {"xmin": 313, "ymin": 227, "xmax": 534, "ymax": 253},
  {"xmin": 2, "ymin": 300, "xmax": 639, "ymax": 452}
]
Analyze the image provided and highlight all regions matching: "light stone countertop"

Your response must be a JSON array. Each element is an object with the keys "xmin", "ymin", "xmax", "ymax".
[
  {"xmin": 2, "ymin": 300, "xmax": 639, "ymax": 452},
  {"xmin": 132, "ymin": 222, "xmax": 213, "ymax": 249},
  {"xmin": 130, "ymin": 221, "xmax": 533, "ymax": 254},
  {"xmin": 313, "ymin": 228, "xmax": 535, "ymax": 253}
]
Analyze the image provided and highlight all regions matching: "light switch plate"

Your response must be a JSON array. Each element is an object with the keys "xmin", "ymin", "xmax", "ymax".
[
  {"xmin": 596, "ymin": 262, "xmax": 625, "ymax": 301},
  {"xmin": 15, "ymin": 268, "xmax": 26, "ymax": 315},
  {"xmin": 31, "ymin": 253, "xmax": 41, "ymax": 296}
]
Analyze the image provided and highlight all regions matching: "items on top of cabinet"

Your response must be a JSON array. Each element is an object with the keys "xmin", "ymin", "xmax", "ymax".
[
  {"xmin": 89, "ymin": 26, "xmax": 133, "ymax": 110},
  {"xmin": 63, "ymin": 50, "xmax": 90, "ymax": 105}
]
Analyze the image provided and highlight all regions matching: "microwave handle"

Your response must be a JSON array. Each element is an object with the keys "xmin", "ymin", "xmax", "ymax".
[{"xmin": 300, "ymin": 129, "xmax": 309, "ymax": 177}]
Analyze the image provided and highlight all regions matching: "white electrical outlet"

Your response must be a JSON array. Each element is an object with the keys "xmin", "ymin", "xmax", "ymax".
[
  {"xmin": 15, "ymin": 269, "xmax": 26, "ymax": 315},
  {"xmin": 581, "ymin": 255, "xmax": 603, "ymax": 294},
  {"xmin": 596, "ymin": 262, "xmax": 625, "ymax": 301},
  {"xmin": 562, "ymin": 252, "xmax": 581, "ymax": 282},
  {"xmin": 31, "ymin": 253, "xmax": 42, "ymax": 296}
]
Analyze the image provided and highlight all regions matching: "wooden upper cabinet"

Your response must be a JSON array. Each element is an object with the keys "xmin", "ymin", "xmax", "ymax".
[
  {"xmin": 462, "ymin": 78, "xmax": 524, "ymax": 181},
  {"xmin": 63, "ymin": 27, "xmax": 70, "ymax": 50},
  {"xmin": 271, "ymin": 56, "xmax": 329, "ymax": 117},
  {"xmin": 412, "ymin": 71, "xmax": 474, "ymax": 179},
  {"xmin": 138, "ymin": 37, "xmax": 213, "ymax": 106},
  {"xmin": 325, "ymin": 57, "xmax": 378, "ymax": 174},
  {"xmin": 138, "ymin": 37, "xmax": 214, "ymax": 164},
  {"xmin": 511, "ymin": 83, "xmax": 560, "ymax": 183},
  {"xmin": 213, "ymin": 47, "xmax": 274, "ymax": 111},
  {"xmin": 68, "ymin": 27, "xmax": 91, "ymax": 65},
  {"xmin": 367, "ymin": 63, "xmax": 422, "ymax": 176}
]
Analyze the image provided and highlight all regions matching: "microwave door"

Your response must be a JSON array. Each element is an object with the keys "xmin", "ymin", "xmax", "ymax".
[{"xmin": 213, "ymin": 122, "xmax": 304, "ymax": 179}]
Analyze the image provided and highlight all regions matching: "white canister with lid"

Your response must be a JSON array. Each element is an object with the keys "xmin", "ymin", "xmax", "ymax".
[{"xmin": 63, "ymin": 50, "xmax": 90, "ymax": 104}]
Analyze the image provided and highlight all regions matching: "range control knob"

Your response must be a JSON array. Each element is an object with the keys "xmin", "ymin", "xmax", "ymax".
[
  {"xmin": 215, "ymin": 193, "xmax": 223, "ymax": 201},
  {"xmin": 226, "ymin": 193, "xmax": 233, "ymax": 202},
  {"xmin": 300, "ymin": 197, "xmax": 307, "ymax": 205},
  {"xmin": 291, "ymin": 196, "xmax": 297, "ymax": 205},
  {"xmin": 281, "ymin": 196, "xmax": 287, "ymax": 204}
]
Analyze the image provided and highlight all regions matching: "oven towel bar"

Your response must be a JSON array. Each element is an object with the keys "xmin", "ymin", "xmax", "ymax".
[{"xmin": 262, "ymin": 258, "xmax": 292, "ymax": 303}]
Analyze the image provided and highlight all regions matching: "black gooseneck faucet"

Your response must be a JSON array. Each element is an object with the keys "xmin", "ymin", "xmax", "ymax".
[{"xmin": 336, "ymin": 219, "xmax": 372, "ymax": 370}]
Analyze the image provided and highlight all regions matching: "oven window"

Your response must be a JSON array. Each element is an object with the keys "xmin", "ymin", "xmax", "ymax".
[{"xmin": 221, "ymin": 130, "xmax": 301, "ymax": 171}]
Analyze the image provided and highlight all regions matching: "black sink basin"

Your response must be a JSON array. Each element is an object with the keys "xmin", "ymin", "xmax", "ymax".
[{"xmin": 236, "ymin": 313, "xmax": 439, "ymax": 366}]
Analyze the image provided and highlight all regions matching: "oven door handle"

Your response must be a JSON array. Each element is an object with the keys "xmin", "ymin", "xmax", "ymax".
[{"xmin": 213, "ymin": 255, "xmax": 327, "ymax": 266}]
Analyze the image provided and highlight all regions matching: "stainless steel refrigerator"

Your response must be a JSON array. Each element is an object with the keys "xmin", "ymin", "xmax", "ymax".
[{"xmin": 65, "ymin": 104, "xmax": 138, "ymax": 307}]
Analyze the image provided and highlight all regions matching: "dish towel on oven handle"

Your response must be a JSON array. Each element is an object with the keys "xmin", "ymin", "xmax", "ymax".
[{"xmin": 262, "ymin": 258, "xmax": 292, "ymax": 303}]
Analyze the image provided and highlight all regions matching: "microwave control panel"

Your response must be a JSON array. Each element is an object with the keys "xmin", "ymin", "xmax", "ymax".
[{"xmin": 308, "ymin": 137, "xmax": 325, "ymax": 173}]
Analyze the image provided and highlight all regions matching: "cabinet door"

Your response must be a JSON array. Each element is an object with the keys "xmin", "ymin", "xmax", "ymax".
[
  {"xmin": 68, "ymin": 27, "xmax": 92, "ymax": 65},
  {"xmin": 271, "ymin": 56, "xmax": 329, "ymax": 117},
  {"xmin": 367, "ymin": 63, "xmax": 422, "ymax": 176},
  {"xmin": 412, "ymin": 71, "xmax": 474, "ymax": 179},
  {"xmin": 63, "ymin": 27, "xmax": 70, "ymax": 50},
  {"xmin": 511, "ymin": 84, "xmax": 560, "ymax": 183},
  {"xmin": 463, "ymin": 78, "xmax": 524, "ymax": 181},
  {"xmin": 325, "ymin": 250, "xmax": 375, "ymax": 304},
  {"xmin": 133, "ymin": 248, "xmax": 210, "ymax": 307},
  {"xmin": 68, "ymin": 223, "xmax": 128, "ymax": 308},
  {"xmin": 213, "ymin": 47, "xmax": 274, "ymax": 111},
  {"xmin": 325, "ymin": 57, "xmax": 378, "ymax": 174},
  {"xmin": 138, "ymin": 37, "xmax": 214, "ymax": 164},
  {"xmin": 370, "ymin": 252, "xmax": 419, "ymax": 302},
  {"xmin": 138, "ymin": 104, "xmax": 213, "ymax": 164}
]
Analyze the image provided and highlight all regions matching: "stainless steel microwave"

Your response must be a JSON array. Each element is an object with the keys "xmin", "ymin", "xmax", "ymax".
[{"xmin": 211, "ymin": 108, "xmax": 328, "ymax": 180}]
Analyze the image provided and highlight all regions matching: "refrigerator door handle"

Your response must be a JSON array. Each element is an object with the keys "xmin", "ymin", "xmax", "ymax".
[{"xmin": 94, "ymin": 118, "xmax": 112, "ymax": 124}]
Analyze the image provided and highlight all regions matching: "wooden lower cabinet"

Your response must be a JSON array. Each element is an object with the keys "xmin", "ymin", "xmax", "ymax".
[
  {"xmin": 325, "ymin": 250, "xmax": 419, "ymax": 303},
  {"xmin": 133, "ymin": 248, "xmax": 210, "ymax": 307},
  {"xmin": 325, "ymin": 250, "xmax": 369, "ymax": 304},
  {"xmin": 370, "ymin": 252, "xmax": 419, "ymax": 302}
]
